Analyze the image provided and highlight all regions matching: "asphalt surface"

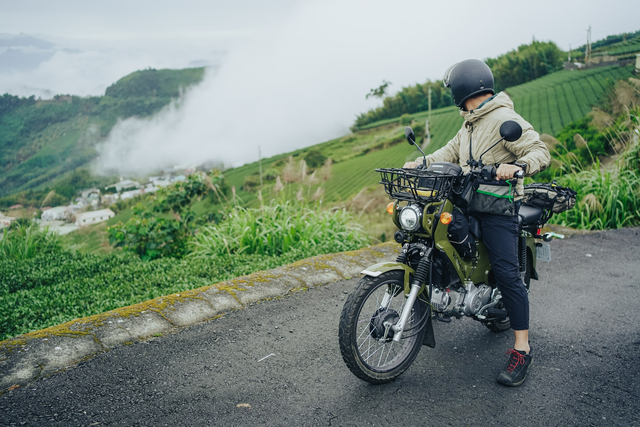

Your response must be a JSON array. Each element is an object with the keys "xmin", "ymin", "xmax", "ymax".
[{"xmin": 1, "ymin": 227, "xmax": 639, "ymax": 426}]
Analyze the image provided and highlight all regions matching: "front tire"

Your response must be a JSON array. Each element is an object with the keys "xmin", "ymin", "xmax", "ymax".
[{"xmin": 339, "ymin": 270, "xmax": 427, "ymax": 384}]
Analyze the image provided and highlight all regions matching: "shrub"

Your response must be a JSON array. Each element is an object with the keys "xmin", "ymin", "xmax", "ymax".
[
  {"xmin": 263, "ymin": 169, "xmax": 279, "ymax": 181},
  {"xmin": 551, "ymin": 109, "xmax": 640, "ymax": 230},
  {"xmin": 107, "ymin": 171, "xmax": 223, "ymax": 260},
  {"xmin": 551, "ymin": 160, "xmax": 640, "ymax": 230},
  {"xmin": 303, "ymin": 149, "xmax": 327, "ymax": 169},
  {"xmin": 188, "ymin": 201, "xmax": 369, "ymax": 258},
  {"xmin": 0, "ymin": 199, "xmax": 370, "ymax": 340},
  {"xmin": 400, "ymin": 114, "xmax": 412, "ymax": 125},
  {"xmin": 0, "ymin": 249, "xmax": 322, "ymax": 341},
  {"xmin": 242, "ymin": 174, "xmax": 261, "ymax": 191},
  {"xmin": 0, "ymin": 223, "xmax": 62, "ymax": 261}
]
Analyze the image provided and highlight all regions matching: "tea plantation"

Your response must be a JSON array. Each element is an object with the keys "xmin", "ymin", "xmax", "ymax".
[{"xmin": 226, "ymin": 65, "xmax": 634, "ymax": 204}]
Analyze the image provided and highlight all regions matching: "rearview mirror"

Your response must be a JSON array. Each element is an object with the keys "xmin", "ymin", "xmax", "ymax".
[
  {"xmin": 405, "ymin": 126, "xmax": 416, "ymax": 146},
  {"xmin": 499, "ymin": 121, "xmax": 522, "ymax": 142}
]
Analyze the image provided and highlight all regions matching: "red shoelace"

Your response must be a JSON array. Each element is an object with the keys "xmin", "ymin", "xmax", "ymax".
[{"xmin": 505, "ymin": 349, "xmax": 526, "ymax": 372}]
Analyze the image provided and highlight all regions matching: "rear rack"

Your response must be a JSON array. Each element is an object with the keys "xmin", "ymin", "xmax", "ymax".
[{"xmin": 376, "ymin": 168, "xmax": 458, "ymax": 203}]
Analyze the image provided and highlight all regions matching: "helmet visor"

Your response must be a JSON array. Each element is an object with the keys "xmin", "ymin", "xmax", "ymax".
[{"xmin": 442, "ymin": 63, "xmax": 458, "ymax": 88}]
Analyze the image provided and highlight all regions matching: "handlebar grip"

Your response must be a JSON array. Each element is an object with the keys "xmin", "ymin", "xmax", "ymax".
[{"xmin": 485, "ymin": 165, "xmax": 524, "ymax": 181}]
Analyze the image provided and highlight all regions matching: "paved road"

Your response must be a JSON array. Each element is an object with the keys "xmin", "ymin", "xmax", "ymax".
[{"xmin": 1, "ymin": 228, "xmax": 639, "ymax": 426}]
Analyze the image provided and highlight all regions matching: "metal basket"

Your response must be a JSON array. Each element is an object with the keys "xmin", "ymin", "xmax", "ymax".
[{"xmin": 376, "ymin": 168, "xmax": 457, "ymax": 203}]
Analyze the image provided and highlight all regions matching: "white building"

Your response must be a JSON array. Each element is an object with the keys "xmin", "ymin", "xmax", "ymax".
[
  {"xmin": 102, "ymin": 194, "xmax": 120, "ymax": 205},
  {"xmin": 0, "ymin": 213, "xmax": 16, "ymax": 229},
  {"xmin": 143, "ymin": 183, "xmax": 159, "ymax": 193},
  {"xmin": 75, "ymin": 209, "xmax": 115, "ymax": 227},
  {"xmin": 121, "ymin": 189, "xmax": 143, "ymax": 200},
  {"xmin": 105, "ymin": 179, "xmax": 140, "ymax": 193},
  {"xmin": 81, "ymin": 188, "xmax": 100, "ymax": 199},
  {"xmin": 154, "ymin": 179, "xmax": 171, "ymax": 187},
  {"xmin": 67, "ymin": 203, "xmax": 83, "ymax": 215},
  {"xmin": 41, "ymin": 206, "xmax": 68, "ymax": 222}
]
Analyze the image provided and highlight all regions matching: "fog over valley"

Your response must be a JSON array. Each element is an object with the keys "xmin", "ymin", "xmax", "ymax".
[{"xmin": 1, "ymin": 0, "xmax": 639, "ymax": 174}]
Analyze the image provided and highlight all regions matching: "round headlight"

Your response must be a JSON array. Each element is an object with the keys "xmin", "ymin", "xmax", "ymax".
[{"xmin": 399, "ymin": 205, "xmax": 422, "ymax": 232}]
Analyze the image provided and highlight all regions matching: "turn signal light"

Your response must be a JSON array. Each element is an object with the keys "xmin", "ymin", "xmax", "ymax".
[
  {"xmin": 386, "ymin": 202, "xmax": 394, "ymax": 214},
  {"xmin": 440, "ymin": 212, "xmax": 453, "ymax": 225}
]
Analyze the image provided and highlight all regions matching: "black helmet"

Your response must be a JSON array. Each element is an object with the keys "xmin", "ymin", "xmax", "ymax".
[{"xmin": 443, "ymin": 59, "xmax": 495, "ymax": 108}]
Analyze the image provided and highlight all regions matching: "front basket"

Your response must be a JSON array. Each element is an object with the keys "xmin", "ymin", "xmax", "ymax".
[{"xmin": 376, "ymin": 168, "xmax": 457, "ymax": 203}]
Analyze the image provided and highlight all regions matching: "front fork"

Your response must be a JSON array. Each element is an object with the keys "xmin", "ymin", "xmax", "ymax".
[{"xmin": 390, "ymin": 247, "xmax": 432, "ymax": 342}]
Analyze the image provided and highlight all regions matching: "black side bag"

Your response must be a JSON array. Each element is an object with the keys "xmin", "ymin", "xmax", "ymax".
[
  {"xmin": 523, "ymin": 181, "xmax": 577, "ymax": 213},
  {"xmin": 448, "ymin": 210, "xmax": 476, "ymax": 259},
  {"xmin": 468, "ymin": 179, "xmax": 518, "ymax": 216}
]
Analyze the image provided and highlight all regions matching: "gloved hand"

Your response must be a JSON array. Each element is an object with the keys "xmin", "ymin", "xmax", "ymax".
[{"xmin": 496, "ymin": 164, "xmax": 523, "ymax": 180}]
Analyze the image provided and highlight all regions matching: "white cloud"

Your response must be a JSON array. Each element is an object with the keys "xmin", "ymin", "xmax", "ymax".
[
  {"xmin": 94, "ymin": 0, "xmax": 640, "ymax": 175},
  {"xmin": 2, "ymin": 0, "xmax": 639, "ymax": 174}
]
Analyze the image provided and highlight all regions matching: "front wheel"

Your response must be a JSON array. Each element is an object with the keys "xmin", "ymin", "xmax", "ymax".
[{"xmin": 339, "ymin": 270, "xmax": 428, "ymax": 384}]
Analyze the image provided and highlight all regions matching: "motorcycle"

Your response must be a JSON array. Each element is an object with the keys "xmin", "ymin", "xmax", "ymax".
[{"xmin": 338, "ymin": 121, "xmax": 562, "ymax": 384}]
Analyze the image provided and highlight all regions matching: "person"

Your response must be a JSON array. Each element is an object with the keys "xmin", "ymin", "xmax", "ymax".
[{"xmin": 404, "ymin": 59, "xmax": 550, "ymax": 387}]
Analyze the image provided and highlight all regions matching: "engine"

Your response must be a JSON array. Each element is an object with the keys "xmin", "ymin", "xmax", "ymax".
[{"xmin": 430, "ymin": 281, "xmax": 493, "ymax": 317}]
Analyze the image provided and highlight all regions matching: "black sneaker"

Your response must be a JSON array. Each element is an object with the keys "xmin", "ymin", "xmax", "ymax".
[{"xmin": 497, "ymin": 348, "xmax": 533, "ymax": 387}]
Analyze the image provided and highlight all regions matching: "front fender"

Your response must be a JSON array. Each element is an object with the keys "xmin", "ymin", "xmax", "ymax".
[{"xmin": 361, "ymin": 262, "xmax": 415, "ymax": 294}]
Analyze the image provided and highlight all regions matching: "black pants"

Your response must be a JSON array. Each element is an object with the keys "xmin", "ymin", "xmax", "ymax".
[{"xmin": 474, "ymin": 212, "xmax": 529, "ymax": 330}]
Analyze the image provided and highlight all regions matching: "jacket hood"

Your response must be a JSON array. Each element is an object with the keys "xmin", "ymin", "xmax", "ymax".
[{"xmin": 460, "ymin": 92, "xmax": 514, "ymax": 124}]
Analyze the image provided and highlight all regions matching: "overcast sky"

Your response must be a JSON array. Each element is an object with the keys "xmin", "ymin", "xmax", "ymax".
[{"xmin": 1, "ymin": 0, "xmax": 639, "ymax": 174}]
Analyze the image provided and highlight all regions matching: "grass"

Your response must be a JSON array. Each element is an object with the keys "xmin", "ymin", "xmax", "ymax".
[
  {"xmin": 1, "ymin": 199, "xmax": 371, "ymax": 341},
  {"xmin": 0, "ymin": 223, "xmax": 62, "ymax": 260},
  {"xmin": 189, "ymin": 200, "xmax": 369, "ymax": 258},
  {"xmin": 551, "ymin": 160, "xmax": 640, "ymax": 230},
  {"xmin": 550, "ymin": 104, "xmax": 640, "ymax": 230},
  {"xmin": 0, "ymin": 249, "xmax": 339, "ymax": 341}
]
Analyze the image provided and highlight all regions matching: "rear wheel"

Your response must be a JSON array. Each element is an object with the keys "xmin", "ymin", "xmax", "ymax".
[{"xmin": 339, "ymin": 270, "xmax": 427, "ymax": 384}]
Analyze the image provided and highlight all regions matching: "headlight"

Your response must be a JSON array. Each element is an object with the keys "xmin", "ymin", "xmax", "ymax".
[{"xmin": 398, "ymin": 205, "xmax": 422, "ymax": 232}]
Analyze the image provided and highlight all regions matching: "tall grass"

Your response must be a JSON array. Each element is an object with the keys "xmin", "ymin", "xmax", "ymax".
[
  {"xmin": 188, "ymin": 201, "xmax": 369, "ymax": 259},
  {"xmin": 0, "ymin": 223, "xmax": 63, "ymax": 260},
  {"xmin": 551, "ymin": 108, "xmax": 640, "ymax": 230},
  {"xmin": 551, "ymin": 161, "xmax": 640, "ymax": 229}
]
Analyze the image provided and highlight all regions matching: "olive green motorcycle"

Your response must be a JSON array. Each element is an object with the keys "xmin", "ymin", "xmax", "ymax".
[{"xmin": 338, "ymin": 121, "xmax": 561, "ymax": 384}]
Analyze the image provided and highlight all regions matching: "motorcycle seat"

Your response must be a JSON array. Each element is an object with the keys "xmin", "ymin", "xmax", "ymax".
[{"xmin": 518, "ymin": 205, "xmax": 544, "ymax": 226}]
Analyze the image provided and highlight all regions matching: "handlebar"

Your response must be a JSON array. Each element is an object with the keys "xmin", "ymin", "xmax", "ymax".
[
  {"xmin": 412, "ymin": 163, "xmax": 524, "ymax": 180},
  {"xmin": 481, "ymin": 165, "xmax": 524, "ymax": 181}
]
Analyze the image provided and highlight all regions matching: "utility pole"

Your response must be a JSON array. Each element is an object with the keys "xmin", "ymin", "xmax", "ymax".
[
  {"xmin": 423, "ymin": 85, "xmax": 432, "ymax": 150},
  {"xmin": 258, "ymin": 146, "xmax": 263, "ymax": 188},
  {"xmin": 568, "ymin": 43, "xmax": 571, "ymax": 62},
  {"xmin": 585, "ymin": 26, "xmax": 592, "ymax": 63},
  {"xmin": 428, "ymin": 85, "xmax": 432, "ymax": 124}
]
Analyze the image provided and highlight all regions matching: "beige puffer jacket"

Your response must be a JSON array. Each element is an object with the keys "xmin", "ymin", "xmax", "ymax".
[{"xmin": 415, "ymin": 92, "xmax": 551, "ymax": 200}]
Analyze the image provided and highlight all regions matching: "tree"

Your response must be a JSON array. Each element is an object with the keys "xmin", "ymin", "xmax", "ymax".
[
  {"xmin": 107, "ymin": 171, "xmax": 224, "ymax": 260},
  {"xmin": 366, "ymin": 80, "xmax": 392, "ymax": 100}
]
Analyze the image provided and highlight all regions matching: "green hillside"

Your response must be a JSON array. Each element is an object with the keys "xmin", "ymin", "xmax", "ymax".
[
  {"xmin": 0, "ymin": 67, "xmax": 205, "ymax": 207},
  {"xmin": 579, "ymin": 29, "xmax": 640, "ymax": 60},
  {"xmin": 226, "ymin": 65, "xmax": 634, "ymax": 206}
]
